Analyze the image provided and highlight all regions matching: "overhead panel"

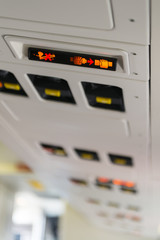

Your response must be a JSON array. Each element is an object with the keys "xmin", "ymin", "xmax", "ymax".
[
  {"xmin": 0, "ymin": 0, "xmax": 113, "ymax": 30},
  {"xmin": 0, "ymin": 61, "xmax": 149, "ymax": 181},
  {"xmin": 4, "ymin": 36, "xmax": 149, "ymax": 81},
  {"xmin": 0, "ymin": 0, "xmax": 150, "ymax": 45},
  {"xmin": 0, "ymin": 0, "xmax": 154, "ymax": 238}
]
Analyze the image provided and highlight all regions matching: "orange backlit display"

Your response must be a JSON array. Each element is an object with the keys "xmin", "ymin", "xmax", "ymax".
[
  {"xmin": 96, "ymin": 177, "xmax": 136, "ymax": 188},
  {"xmin": 113, "ymin": 179, "xmax": 124, "ymax": 186},
  {"xmin": 97, "ymin": 177, "xmax": 110, "ymax": 183},
  {"xmin": 113, "ymin": 179, "xmax": 135, "ymax": 188},
  {"xmin": 34, "ymin": 51, "xmax": 55, "ymax": 61},
  {"xmin": 123, "ymin": 181, "xmax": 135, "ymax": 188},
  {"xmin": 28, "ymin": 48, "xmax": 117, "ymax": 71}
]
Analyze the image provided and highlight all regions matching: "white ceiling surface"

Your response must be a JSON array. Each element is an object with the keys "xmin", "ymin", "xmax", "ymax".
[{"xmin": 0, "ymin": 0, "xmax": 159, "ymax": 239}]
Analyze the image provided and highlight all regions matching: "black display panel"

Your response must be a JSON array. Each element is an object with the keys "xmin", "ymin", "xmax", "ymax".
[{"xmin": 28, "ymin": 48, "xmax": 117, "ymax": 71}]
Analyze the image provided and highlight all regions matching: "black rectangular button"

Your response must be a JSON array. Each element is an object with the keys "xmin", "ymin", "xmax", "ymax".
[
  {"xmin": 95, "ymin": 177, "xmax": 112, "ymax": 189},
  {"xmin": 82, "ymin": 82, "xmax": 125, "ymax": 112},
  {"xmin": 28, "ymin": 74, "xmax": 75, "ymax": 104},
  {"xmin": 120, "ymin": 186, "xmax": 137, "ymax": 194},
  {"xmin": 70, "ymin": 178, "xmax": 88, "ymax": 186},
  {"xmin": 109, "ymin": 154, "xmax": 133, "ymax": 166},
  {"xmin": 0, "ymin": 70, "xmax": 27, "ymax": 96},
  {"xmin": 41, "ymin": 143, "xmax": 67, "ymax": 157},
  {"xmin": 75, "ymin": 149, "xmax": 99, "ymax": 161}
]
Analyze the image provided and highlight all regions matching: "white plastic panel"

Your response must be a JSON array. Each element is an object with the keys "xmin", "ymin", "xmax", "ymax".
[
  {"xmin": 6, "ymin": 36, "xmax": 130, "ymax": 74},
  {"xmin": 0, "ymin": 118, "xmax": 156, "ymax": 238},
  {"xmin": 151, "ymin": 0, "xmax": 160, "ymax": 180},
  {"xmin": 0, "ymin": 101, "xmax": 129, "ymax": 138},
  {"xmin": 4, "ymin": 35, "xmax": 149, "ymax": 81},
  {"xmin": 0, "ymin": 0, "xmax": 150, "ymax": 45},
  {"xmin": 0, "ymin": 62, "xmax": 149, "ymax": 139},
  {"xmin": 68, "ymin": 191, "xmax": 150, "ymax": 237},
  {"xmin": 0, "ymin": 62, "xmax": 149, "ymax": 181},
  {"xmin": 0, "ymin": 0, "xmax": 114, "ymax": 30},
  {"xmin": 44, "ymin": 169, "xmax": 153, "ymax": 237}
]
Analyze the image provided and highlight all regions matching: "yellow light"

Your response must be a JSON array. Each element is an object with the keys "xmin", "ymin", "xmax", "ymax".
[
  {"xmin": 96, "ymin": 97, "xmax": 112, "ymax": 104},
  {"xmin": 55, "ymin": 149, "xmax": 66, "ymax": 156},
  {"xmin": 4, "ymin": 83, "xmax": 21, "ymax": 91},
  {"xmin": 29, "ymin": 180, "xmax": 44, "ymax": 191},
  {"xmin": 45, "ymin": 89, "xmax": 61, "ymax": 97},
  {"xmin": 81, "ymin": 153, "xmax": 93, "ymax": 160},
  {"xmin": 114, "ymin": 158, "xmax": 127, "ymax": 165}
]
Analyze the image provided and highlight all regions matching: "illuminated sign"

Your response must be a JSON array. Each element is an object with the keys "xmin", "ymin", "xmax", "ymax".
[
  {"xmin": 95, "ymin": 177, "xmax": 112, "ymax": 189},
  {"xmin": 113, "ymin": 179, "xmax": 135, "ymax": 188},
  {"xmin": 97, "ymin": 177, "xmax": 110, "ymax": 183},
  {"xmin": 28, "ymin": 48, "xmax": 117, "ymax": 71}
]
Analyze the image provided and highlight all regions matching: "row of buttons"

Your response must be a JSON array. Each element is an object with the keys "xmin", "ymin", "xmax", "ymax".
[
  {"xmin": 0, "ymin": 70, "xmax": 125, "ymax": 112},
  {"xmin": 70, "ymin": 177, "xmax": 137, "ymax": 194},
  {"xmin": 96, "ymin": 211, "xmax": 141, "ymax": 222},
  {"xmin": 87, "ymin": 198, "xmax": 140, "ymax": 212},
  {"xmin": 41, "ymin": 143, "xmax": 133, "ymax": 167}
]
